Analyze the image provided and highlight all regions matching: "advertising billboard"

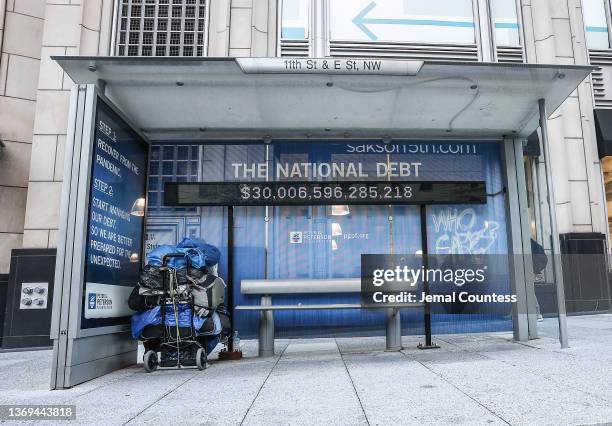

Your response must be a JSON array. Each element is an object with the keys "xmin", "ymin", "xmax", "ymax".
[{"xmin": 81, "ymin": 97, "xmax": 149, "ymax": 329}]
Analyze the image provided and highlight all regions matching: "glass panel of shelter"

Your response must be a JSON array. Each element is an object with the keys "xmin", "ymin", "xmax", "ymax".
[
  {"xmin": 524, "ymin": 135, "xmax": 561, "ymax": 341},
  {"xmin": 146, "ymin": 141, "xmax": 564, "ymax": 341}
]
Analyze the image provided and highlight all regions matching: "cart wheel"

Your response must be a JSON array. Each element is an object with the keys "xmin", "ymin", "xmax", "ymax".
[
  {"xmin": 144, "ymin": 350, "xmax": 158, "ymax": 373},
  {"xmin": 196, "ymin": 348, "xmax": 207, "ymax": 370}
]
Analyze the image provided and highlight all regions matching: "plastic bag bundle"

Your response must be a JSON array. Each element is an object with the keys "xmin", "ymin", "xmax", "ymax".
[
  {"xmin": 130, "ymin": 238, "xmax": 225, "ymax": 340},
  {"xmin": 174, "ymin": 267, "xmax": 189, "ymax": 287},
  {"xmin": 177, "ymin": 237, "xmax": 221, "ymax": 267},
  {"xmin": 146, "ymin": 245, "xmax": 188, "ymax": 268},
  {"xmin": 187, "ymin": 265, "xmax": 206, "ymax": 282},
  {"xmin": 131, "ymin": 304, "xmax": 206, "ymax": 339},
  {"xmin": 139, "ymin": 265, "xmax": 164, "ymax": 289}
]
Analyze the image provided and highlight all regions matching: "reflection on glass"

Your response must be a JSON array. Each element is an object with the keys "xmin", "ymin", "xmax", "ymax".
[
  {"xmin": 331, "ymin": 240, "xmax": 339, "ymax": 251},
  {"xmin": 330, "ymin": 0, "xmax": 475, "ymax": 44},
  {"xmin": 130, "ymin": 197, "xmax": 146, "ymax": 216},
  {"xmin": 331, "ymin": 205, "xmax": 350, "ymax": 216},
  {"xmin": 281, "ymin": 0, "xmax": 309, "ymax": 39},
  {"xmin": 583, "ymin": 0, "xmax": 610, "ymax": 49},
  {"xmin": 491, "ymin": 0, "xmax": 520, "ymax": 46},
  {"xmin": 332, "ymin": 222, "xmax": 343, "ymax": 236},
  {"xmin": 129, "ymin": 252, "xmax": 140, "ymax": 263}
]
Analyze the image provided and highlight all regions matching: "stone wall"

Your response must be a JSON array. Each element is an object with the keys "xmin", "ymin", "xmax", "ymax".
[
  {"xmin": 522, "ymin": 0, "xmax": 607, "ymax": 236},
  {"xmin": 0, "ymin": 0, "xmax": 45, "ymax": 273},
  {"xmin": 21, "ymin": 0, "xmax": 115, "ymax": 251}
]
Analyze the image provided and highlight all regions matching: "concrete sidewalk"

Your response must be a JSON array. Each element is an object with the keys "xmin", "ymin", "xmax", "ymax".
[{"xmin": 1, "ymin": 314, "xmax": 611, "ymax": 425}]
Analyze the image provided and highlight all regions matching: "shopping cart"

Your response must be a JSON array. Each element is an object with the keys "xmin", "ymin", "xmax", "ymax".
[{"xmin": 141, "ymin": 253, "xmax": 209, "ymax": 372}]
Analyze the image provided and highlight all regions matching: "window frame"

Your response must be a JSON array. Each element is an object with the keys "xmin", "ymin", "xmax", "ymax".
[
  {"xmin": 584, "ymin": 0, "xmax": 612, "ymax": 50},
  {"xmin": 277, "ymin": 0, "xmax": 524, "ymax": 62},
  {"xmin": 488, "ymin": 0, "xmax": 524, "ymax": 48}
]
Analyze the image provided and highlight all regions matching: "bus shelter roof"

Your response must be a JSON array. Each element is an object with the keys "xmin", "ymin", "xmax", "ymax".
[{"xmin": 53, "ymin": 56, "xmax": 593, "ymax": 141}]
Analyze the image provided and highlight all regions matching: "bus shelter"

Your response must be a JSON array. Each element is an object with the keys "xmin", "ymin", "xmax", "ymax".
[{"xmin": 49, "ymin": 56, "xmax": 592, "ymax": 388}]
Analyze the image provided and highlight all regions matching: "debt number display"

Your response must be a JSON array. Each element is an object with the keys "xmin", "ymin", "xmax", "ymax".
[
  {"xmin": 164, "ymin": 181, "xmax": 487, "ymax": 206},
  {"xmin": 240, "ymin": 183, "xmax": 414, "ymax": 201}
]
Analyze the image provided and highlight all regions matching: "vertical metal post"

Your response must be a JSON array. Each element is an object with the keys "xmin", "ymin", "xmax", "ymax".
[
  {"xmin": 501, "ymin": 138, "xmax": 530, "ymax": 342},
  {"xmin": 50, "ymin": 85, "xmax": 83, "ymax": 389},
  {"xmin": 385, "ymin": 308, "xmax": 402, "ymax": 350},
  {"xmin": 474, "ymin": 0, "xmax": 494, "ymax": 62},
  {"xmin": 227, "ymin": 205, "xmax": 235, "ymax": 352},
  {"xmin": 418, "ymin": 204, "xmax": 438, "ymax": 349},
  {"xmin": 385, "ymin": 153, "xmax": 401, "ymax": 351},
  {"xmin": 538, "ymin": 98, "xmax": 569, "ymax": 348},
  {"xmin": 513, "ymin": 139, "xmax": 539, "ymax": 339},
  {"xmin": 219, "ymin": 205, "xmax": 243, "ymax": 361},
  {"xmin": 259, "ymin": 296, "xmax": 275, "ymax": 357},
  {"xmin": 312, "ymin": 0, "xmax": 327, "ymax": 57}
]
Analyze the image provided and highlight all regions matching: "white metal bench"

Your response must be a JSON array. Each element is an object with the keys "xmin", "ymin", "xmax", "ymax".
[{"xmin": 235, "ymin": 278, "xmax": 424, "ymax": 356}]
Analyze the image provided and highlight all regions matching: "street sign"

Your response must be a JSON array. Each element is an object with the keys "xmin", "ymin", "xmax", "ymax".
[{"xmin": 237, "ymin": 57, "xmax": 423, "ymax": 76}]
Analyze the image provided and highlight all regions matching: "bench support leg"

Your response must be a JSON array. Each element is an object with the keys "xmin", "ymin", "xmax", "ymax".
[
  {"xmin": 259, "ymin": 296, "xmax": 275, "ymax": 357},
  {"xmin": 386, "ymin": 308, "xmax": 402, "ymax": 351}
]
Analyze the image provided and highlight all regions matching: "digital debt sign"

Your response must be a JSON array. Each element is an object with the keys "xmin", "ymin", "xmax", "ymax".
[{"xmin": 81, "ymin": 97, "xmax": 148, "ymax": 329}]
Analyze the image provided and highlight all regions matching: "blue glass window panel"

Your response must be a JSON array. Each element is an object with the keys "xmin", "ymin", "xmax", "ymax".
[
  {"xmin": 149, "ymin": 161, "xmax": 159, "ymax": 175},
  {"xmin": 148, "ymin": 177, "xmax": 158, "ymax": 190},
  {"xmin": 176, "ymin": 161, "xmax": 188, "ymax": 175},
  {"xmin": 148, "ymin": 192, "xmax": 158, "ymax": 207},
  {"xmin": 150, "ymin": 146, "xmax": 160, "ymax": 160},
  {"xmin": 162, "ymin": 146, "xmax": 174, "ymax": 160},
  {"xmin": 162, "ymin": 161, "xmax": 174, "ymax": 175},
  {"xmin": 177, "ymin": 145, "xmax": 189, "ymax": 160}
]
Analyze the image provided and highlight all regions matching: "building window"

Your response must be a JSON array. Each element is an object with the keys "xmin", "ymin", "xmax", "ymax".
[
  {"xmin": 115, "ymin": 0, "xmax": 209, "ymax": 56},
  {"xmin": 279, "ymin": 0, "xmax": 523, "ymax": 62},
  {"xmin": 328, "ymin": 0, "xmax": 475, "ymax": 44},
  {"xmin": 280, "ymin": 0, "xmax": 309, "ymax": 39},
  {"xmin": 148, "ymin": 145, "xmax": 200, "ymax": 213},
  {"xmin": 584, "ymin": 0, "xmax": 611, "ymax": 49},
  {"xmin": 490, "ymin": 0, "xmax": 520, "ymax": 46}
]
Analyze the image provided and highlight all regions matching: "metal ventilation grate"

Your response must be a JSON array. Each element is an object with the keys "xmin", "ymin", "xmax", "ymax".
[
  {"xmin": 589, "ymin": 49, "xmax": 612, "ymax": 108},
  {"xmin": 279, "ymin": 39, "xmax": 310, "ymax": 57},
  {"xmin": 115, "ymin": 0, "xmax": 208, "ymax": 57},
  {"xmin": 496, "ymin": 46, "xmax": 524, "ymax": 63},
  {"xmin": 328, "ymin": 40, "xmax": 479, "ymax": 62}
]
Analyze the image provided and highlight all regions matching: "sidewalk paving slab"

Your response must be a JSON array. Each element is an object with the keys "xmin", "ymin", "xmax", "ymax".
[
  {"xmin": 241, "ymin": 339, "xmax": 368, "ymax": 426},
  {"xmin": 0, "ymin": 316, "xmax": 611, "ymax": 425}
]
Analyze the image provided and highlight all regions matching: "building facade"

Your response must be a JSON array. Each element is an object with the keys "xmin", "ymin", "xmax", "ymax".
[{"xmin": 1, "ymin": 0, "xmax": 611, "ymax": 325}]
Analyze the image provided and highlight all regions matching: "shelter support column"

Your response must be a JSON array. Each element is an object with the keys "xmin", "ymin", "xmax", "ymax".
[
  {"xmin": 502, "ymin": 137, "xmax": 536, "ymax": 341},
  {"xmin": 259, "ymin": 296, "xmax": 274, "ymax": 357},
  {"xmin": 539, "ymin": 99, "xmax": 570, "ymax": 349},
  {"xmin": 385, "ymin": 308, "xmax": 401, "ymax": 351}
]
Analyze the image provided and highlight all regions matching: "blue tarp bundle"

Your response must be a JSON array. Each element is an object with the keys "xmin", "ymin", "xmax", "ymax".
[
  {"xmin": 176, "ymin": 237, "xmax": 221, "ymax": 268},
  {"xmin": 131, "ymin": 304, "xmax": 207, "ymax": 339},
  {"xmin": 145, "ymin": 238, "xmax": 220, "ymax": 269},
  {"xmin": 145, "ymin": 245, "xmax": 188, "ymax": 268},
  {"xmin": 133, "ymin": 239, "xmax": 222, "ymax": 340}
]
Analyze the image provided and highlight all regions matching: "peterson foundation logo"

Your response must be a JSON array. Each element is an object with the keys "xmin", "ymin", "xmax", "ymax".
[
  {"xmin": 289, "ymin": 231, "xmax": 303, "ymax": 244},
  {"xmin": 87, "ymin": 292, "xmax": 113, "ymax": 310}
]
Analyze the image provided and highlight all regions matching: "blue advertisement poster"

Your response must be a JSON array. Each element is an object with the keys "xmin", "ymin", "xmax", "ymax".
[
  {"xmin": 145, "ymin": 140, "xmax": 510, "ymax": 338},
  {"xmin": 81, "ymin": 97, "xmax": 149, "ymax": 329}
]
